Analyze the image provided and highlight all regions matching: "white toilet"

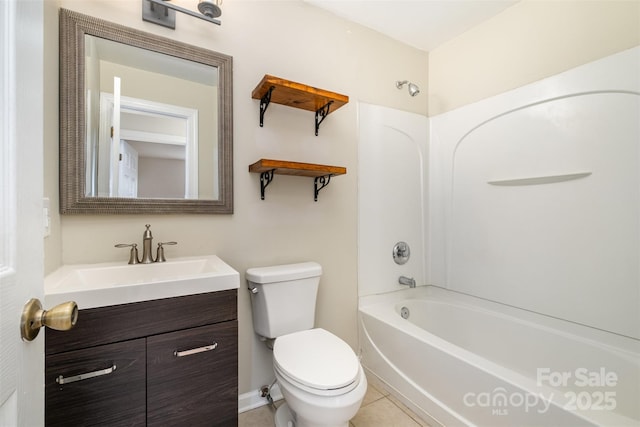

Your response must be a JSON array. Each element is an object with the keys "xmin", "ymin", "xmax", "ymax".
[{"xmin": 246, "ymin": 262, "xmax": 367, "ymax": 427}]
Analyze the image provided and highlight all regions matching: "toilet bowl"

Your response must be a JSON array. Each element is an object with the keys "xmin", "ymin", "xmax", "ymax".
[
  {"xmin": 273, "ymin": 328, "xmax": 367, "ymax": 427},
  {"xmin": 246, "ymin": 262, "xmax": 367, "ymax": 427}
]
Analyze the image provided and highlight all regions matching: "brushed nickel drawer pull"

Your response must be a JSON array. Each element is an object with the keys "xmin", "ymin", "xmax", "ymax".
[
  {"xmin": 174, "ymin": 342, "xmax": 218, "ymax": 357},
  {"xmin": 56, "ymin": 364, "xmax": 117, "ymax": 385}
]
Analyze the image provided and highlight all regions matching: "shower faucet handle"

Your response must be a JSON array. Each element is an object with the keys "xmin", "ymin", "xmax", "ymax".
[{"xmin": 393, "ymin": 241, "xmax": 410, "ymax": 265}]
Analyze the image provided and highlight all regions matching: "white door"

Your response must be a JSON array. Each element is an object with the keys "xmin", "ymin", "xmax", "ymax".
[
  {"xmin": 118, "ymin": 140, "xmax": 139, "ymax": 198},
  {"xmin": 109, "ymin": 77, "xmax": 122, "ymax": 196},
  {"xmin": 0, "ymin": 0, "xmax": 45, "ymax": 425}
]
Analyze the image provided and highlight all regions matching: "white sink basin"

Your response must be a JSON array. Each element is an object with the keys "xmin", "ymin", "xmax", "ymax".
[{"xmin": 45, "ymin": 255, "xmax": 240, "ymax": 309}]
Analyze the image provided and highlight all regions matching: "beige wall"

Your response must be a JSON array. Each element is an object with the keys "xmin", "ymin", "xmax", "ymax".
[
  {"xmin": 428, "ymin": 0, "xmax": 640, "ymax": 116},
  {"xmin": 44, "ymin": 0, "xmax": 428, "ymax": 396}
]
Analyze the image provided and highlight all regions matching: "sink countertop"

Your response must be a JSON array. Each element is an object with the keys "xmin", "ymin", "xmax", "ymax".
[{"xmin": 45, "ymin": 255, "xmax": 240, "ymax": 309}]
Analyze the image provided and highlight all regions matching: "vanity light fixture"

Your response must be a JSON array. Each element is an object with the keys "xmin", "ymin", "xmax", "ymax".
[
  {"xmin": 142, "ymin": 0, "xmax": 222, "ymax": 29},
  {"xmin": 396, "ymin": 80, "xmax": 420, "ymax": 97}
]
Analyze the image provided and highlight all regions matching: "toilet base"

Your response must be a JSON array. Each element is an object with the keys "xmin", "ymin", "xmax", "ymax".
[
  {"xmin": 274, "ymin": 403, "xmax": 295, "ymax": 427},
  {"xmin": 274, "ymin": 402, "xmax": 350, "ymax": 427}
]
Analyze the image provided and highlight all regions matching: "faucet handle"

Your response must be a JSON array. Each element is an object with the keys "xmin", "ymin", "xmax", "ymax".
[
  {"xmin": 155, "ymin": 241, "xmax": 177, "ymax": 263},
  {"xmin": 115, "ymin": 243, "xmax": 140, "ymax": 265}
]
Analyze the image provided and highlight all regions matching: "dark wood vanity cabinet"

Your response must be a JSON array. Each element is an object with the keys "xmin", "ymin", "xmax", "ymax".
[
  {"xmin": 45, "ymin": 290, "xmax": 238, "ymax": 426},
  {"xmin": 147, "ymin": 321, "xmax": 238, "ymax": 426},
  {"xmin": 45, "ymin": 339, "xmax": 147, "ymax": 426}
]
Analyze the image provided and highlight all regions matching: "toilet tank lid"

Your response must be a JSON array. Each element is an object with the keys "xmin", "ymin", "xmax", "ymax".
[{"xmin": 246, "ymin": 262, "xmax": 322, "ymax": 284}]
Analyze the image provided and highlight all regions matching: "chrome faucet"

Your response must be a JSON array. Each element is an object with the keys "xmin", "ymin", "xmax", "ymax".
[
  {"xmin": 399, "ymin": 276, "xmax": 416, "ymax": 288},
  {"xmin": 115, "ymin": 224, "xmax": 177, "ymax": 264}
]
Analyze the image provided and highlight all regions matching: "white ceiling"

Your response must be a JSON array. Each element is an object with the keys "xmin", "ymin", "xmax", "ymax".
[{"xmin": 305, "ymin": 0, "xmax": 520, "ymax": 52}]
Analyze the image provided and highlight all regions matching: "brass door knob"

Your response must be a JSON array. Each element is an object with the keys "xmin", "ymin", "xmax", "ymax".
[{"xmin": 20, "ymin": 298, "xmax": 78, "ymax": 341}]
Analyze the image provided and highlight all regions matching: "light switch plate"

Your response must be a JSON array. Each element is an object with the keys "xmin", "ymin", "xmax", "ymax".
[{"xmin": 43, "ymin": 197, "xmax": 50, "ymax": 238}]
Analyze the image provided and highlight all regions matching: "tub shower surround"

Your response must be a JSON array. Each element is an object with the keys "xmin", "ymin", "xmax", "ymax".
[{"xmin": 358, "ymin": 47, "xmax": 640, "ymax": 426}]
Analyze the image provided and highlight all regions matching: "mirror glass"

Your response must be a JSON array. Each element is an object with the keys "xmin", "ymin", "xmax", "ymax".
[
  {"xmin": 85, "ymin": 35, "xmax": 219, "ymax": 200},
  {"xmin": 60, "ymin": 9, "xmax": 233, "ymax": 214}
]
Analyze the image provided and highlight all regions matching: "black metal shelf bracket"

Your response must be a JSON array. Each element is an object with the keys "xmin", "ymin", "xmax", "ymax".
[
  {"xmin": 259, "ymin": 86, "xmax": 275, "ymax": 127},
  {"xmin": 314, "ymin": 101, "xmax": 334, "ymax": 136},
  {"xmin": 259, "ymin": 170, "xmax": 275, "ymax": 200},
  {"xmin": 313, "ymin": 175, "xmax": 332, "ymax": 201}
]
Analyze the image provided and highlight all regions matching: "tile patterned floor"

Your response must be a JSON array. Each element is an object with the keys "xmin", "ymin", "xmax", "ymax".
[{"xmin": 238, "ymin": 376, "xmax": 431, "ymax": 427}]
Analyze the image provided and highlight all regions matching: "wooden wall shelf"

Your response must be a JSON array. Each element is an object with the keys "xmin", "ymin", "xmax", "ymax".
[
  {"xmin": 249, "ymin": 159, "xmax": 346, "ymax": 201},
  {"xmin": 251, "ymin": 75, "xmax": 349, "ymax": 135}
]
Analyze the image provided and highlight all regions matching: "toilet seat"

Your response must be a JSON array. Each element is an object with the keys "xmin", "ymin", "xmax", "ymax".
[{"xmin": 273, "ymin": 328, "xmax": 360, "ymax": 396}]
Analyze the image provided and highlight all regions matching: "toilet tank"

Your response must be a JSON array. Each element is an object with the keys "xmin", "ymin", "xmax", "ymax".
[{"xmin": 246, "ymin": 262, "xmax": 322, "ymax": 339}]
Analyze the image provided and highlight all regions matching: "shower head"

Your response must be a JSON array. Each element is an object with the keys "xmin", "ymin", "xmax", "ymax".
[
  {"xmin": 198, "ymin": 0, "xmax": 222, "ymax": 18},
  {"xmin": 408, "ymin": 83, "xmax": 420, "ymax": 97},
  {"xmin": 396, "ymin": 80, "xmax": 420, "ymax": 97}
]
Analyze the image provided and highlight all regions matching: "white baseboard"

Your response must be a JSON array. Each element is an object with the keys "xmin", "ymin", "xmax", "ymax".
[{"xmin": 238, "ymin": 383, "xmax": 283, "ymax": 413}]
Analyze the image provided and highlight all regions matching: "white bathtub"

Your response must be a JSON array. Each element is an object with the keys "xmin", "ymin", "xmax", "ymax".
[{"xmin": 359, "ymin": 286, "xmax": 640, "ymax": 426}]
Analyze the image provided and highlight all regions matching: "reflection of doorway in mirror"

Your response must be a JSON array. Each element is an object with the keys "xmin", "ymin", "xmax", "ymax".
[
  {"xmin": 117, "ymin": 140, "xmax": 139, "ymax": 197},
  {"xmin": 97, "ymin": 94, "xmax": 198, "ymax": 199}
]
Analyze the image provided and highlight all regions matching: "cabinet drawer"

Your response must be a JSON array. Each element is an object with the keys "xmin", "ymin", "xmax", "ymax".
[
  {"xmin": 45, "ymin": 339, "xmax": 146, "ymax": 426},
  {"xmin": 46, "ymin": 289, "xmax": 237, "ymax": 355},
  {"xmin": 147, "ymin": 320, "xmax": 238, "ymax": 426}
]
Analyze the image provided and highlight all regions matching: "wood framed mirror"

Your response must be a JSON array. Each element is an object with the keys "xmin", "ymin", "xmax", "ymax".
[{"xmin": 59, "ymin": 8, "xmax": 233, "ymax": 214}]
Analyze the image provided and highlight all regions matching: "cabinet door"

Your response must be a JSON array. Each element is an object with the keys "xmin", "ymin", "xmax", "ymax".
[
  {"xmin": 45, "ymin": 338, "xmax": 146, "ymax": 426},
  {"xmin": 147, "ymin": 321, "xmax": 238, "ymax": 426}
]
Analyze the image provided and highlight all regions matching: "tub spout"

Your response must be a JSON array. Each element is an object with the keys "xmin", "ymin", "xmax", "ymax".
[{"xmin": 399, "ymin": 276, "xmax": 416, "ymax": 288}]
